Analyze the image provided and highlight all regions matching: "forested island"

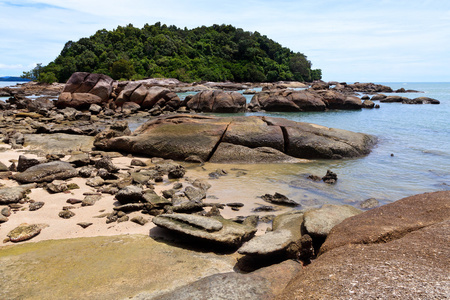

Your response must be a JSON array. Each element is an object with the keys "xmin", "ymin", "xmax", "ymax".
[{"xmin": 23, "ymin": 23, "xmax": 322, "ymax": 83}]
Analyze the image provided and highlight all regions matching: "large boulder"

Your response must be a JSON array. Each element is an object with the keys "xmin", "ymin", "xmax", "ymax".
[
  {"xmin": 278, "ymin": 191, "xmax": 450, "ymax": 299},
  {"xmin": 186, "ymin": 90, "xmax": 246, "ymax": 113},
  {"xmin": 95, "ymin": 114, "xmax": 376, "ymax": 162},
  {"xmin": 317, "ymin": 90, "xmax": 362, "ymax": 109},
  {"xmin": 13, "ymin": 161, "xmax": 78, "ymax": 183},
  {"xmin": 152, "ymin": 213, "xmax": 257, "ymax": 247},
  {"xmin": 250, "ymin": 90, "xmax": 326, "ymax": 112},
  {"xmin": 57, "ymin": 72, "xmax": 114, "ymax": 109},
  {"xmin": 319, "ymin": 191, "xmax": 450, "ymax": 255},
  {"xmin": 115, "ymin": 84, "xmax": 180, "ymax": 110}
]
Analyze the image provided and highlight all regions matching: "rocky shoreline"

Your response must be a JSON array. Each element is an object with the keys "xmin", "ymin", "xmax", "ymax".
[{"xmin": 0, "ymin": 75, "xmax": 448, "ymax": 299}]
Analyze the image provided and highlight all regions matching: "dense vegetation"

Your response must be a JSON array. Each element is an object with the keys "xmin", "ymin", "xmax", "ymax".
[{"xmin": 24, "ymin": 23, "xmax": 322, "ymax": 83}]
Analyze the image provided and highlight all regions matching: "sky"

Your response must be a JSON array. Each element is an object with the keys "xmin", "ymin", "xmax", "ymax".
[{"xmin": 1, "ymin": 0, "xmax": 449, "ymax": 82}]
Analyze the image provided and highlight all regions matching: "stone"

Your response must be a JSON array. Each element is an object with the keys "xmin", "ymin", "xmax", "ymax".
[
  {"xmin": 46, "ymin": 180, "xmax": 68, "ymax": 193},
  {"xmin": 78, "ymin": 166, "xmax": 96, "ymax": 178},
  {"xmin": 115, "ymin": 185, "xmax": 143, "ymax": 204},
  {"xmin": 0, "ymin": 184, "xmax": 35, "ymax": 205},
  {"xmin": 94, "ymin": 157, "xmax": 119, "ymax": 173},
  {"xmin": 1, "ymin": 207, "xmax": 12, "ymax": 217},
  {"xmin": 153, "ymin": 213, "xmax": 257, "ymax": 247},
  {"xmin": 322, "ymin": 169, "xmax": 337, "ymax": 184},
  {"xmin": 131, "ymin": 216, "xmax": 149, "ymax": 225},
  {"xmin": 17, "ymin": 155, "xmax": 43, "ymax": 172},
  {"xmin": 66, "ymin": 198, "xmax": 82, "ymax": 205},
  {"xmin": 130, "ymin": 158, "xmax": 147, "ymax": 167},
  {"xmin": 184, "ymin": 186, "xmax": 206, "ymax": 202},
  {"xmin": 238, "ymin": 212, "xmax": 304, "ymax": 257},
  {"xmin": 7, "ymin": 223, "xmax": 42, "ymax": 242},
  {"xmin": 59, "ymin": 210, "xmax": 75, "ymax": 219},
  {"xmin": 303, "ymin": 204, "xmax": 362, "ymax": 240},
  {"xmin": 86, "ymin": 176, "xmax": 105, "ymax": 187},
  {"xmin": 77, "ymin": 222, "xmax": 93, "ymax": 229},
  {"xmin": 261, "ymin": 192, "xmax": 300, "ymax": 206},
  {"xmin": 81, "ymin": 195, "xmax": 101, "ymax": 206},
  {"xmin": 167, "ymin": 165, "xmax": 186, "ymax": 179},
  {"xmin": 67, "ymin": 153, "xmax": 91, "ymax": 167},
  {"xmin": 113, "ymin": 203, "xmax": 145, "ymax": 212},
  {"xmin": 29, "ymin": 201, "xmax": 45, "ymax": 211},
  {"xmin": 0, "ymin": 161, "xmax": 8, "ymax": 172},
  {"xmin": 13, "ymin": 161, "xmax": 78, "ymax": 183},
  {"xmin": 360, "ymin": 197, "xmax": 379, "ymax": 209}
]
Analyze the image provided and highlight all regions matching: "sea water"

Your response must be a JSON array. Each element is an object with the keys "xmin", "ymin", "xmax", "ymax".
[{"xmin": 178, "ymin": 83, "xmax": 450, "ymax": 206}]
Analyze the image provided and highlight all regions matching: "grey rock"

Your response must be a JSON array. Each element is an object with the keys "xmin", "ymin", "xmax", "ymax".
[
  {"xmin": 303, "ymin": 204, "xmax": 362, "ymax": 239},
  {"xmin": 13, "ymin": 161, "xmax": 78, "ymax": 183},
  {"xmin": 261, "ymin": 192, "xmax": 300, "ymax": 206},
  {"xmin": 1, "ymin": 207, "xmax": 12, "ymax": 217},
  {"xmin": 29, "ymin": 201, "xmax": 45, "ymax": 211},
  {"xmin": 0, "ymin": 184, "xmax": 36, "ymax": 205},
  {"xmin": 360, "ymin": 197, "xmax": 380, "ymax": 209},
  {"xmin": 113, "ymin": 203, "xmax": 145, "ymax": 212},
  {"xmin": 115, "ymin": 185, "xmax": 143, "ymax": 204},
  {"xmin": 17, "ymin": 155, "xmax": 43, "ymax": 172},
  {"xmin": 59, "ymin": 210, "xmax": 75, "ymax": 219},
  {"xmin": 184, "ymin": 186, "xmax": 206, "ymax": 202},
  {"xmin": 0, "ymin": 161, "xmax": 8, "ymax": 172},
  {"xmin": 67, "ymin": 153, "xmax": 91, "ymax": 167},
  {"xmin": 131, "ymin": 216, "xmax": 148, "ymax": 226},
  {"xmin": 81, "ymin": 195, "xmax": 101, "ymax": 206},
  {"xmin": 85, "ymin": 176, "xmax": 105, "ymax": 187},
  {"xmin": 153, "ymin": 213, "xmax": 257, "ymax": 247},
  {"xmin": 94, "ymin": 157, "xmax": 119, "ymax": 173},
  {"xmin": 46, "ymin": 180, "xmax": 68, "ymax": 193}
]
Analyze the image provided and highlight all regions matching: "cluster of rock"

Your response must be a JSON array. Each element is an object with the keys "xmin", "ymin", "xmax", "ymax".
[
  {"xmin": 94, "ymin": 114, "xmax": 376, "ymax": 162},
  {"xmin": 370, "ymin": 94, "xmax": 440, "ymax": 104}
]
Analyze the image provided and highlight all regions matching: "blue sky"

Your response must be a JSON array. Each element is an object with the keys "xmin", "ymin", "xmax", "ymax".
[{"xmin": 1, "ymin": 0, "xmax": 449, "ymax": 82}]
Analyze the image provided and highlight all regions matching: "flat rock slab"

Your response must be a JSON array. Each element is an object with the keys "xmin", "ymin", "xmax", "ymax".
[
  {"xmin": 152, "ymin": 213, "xmax": 256, "ymax": 247},
  {"xmin": 24, "ymin": 133, "xmax": 95, "ymax": 155},
  {"xmin": 6, "ymin": 223, "xmax": 43, "ymax": 242},
  {"xmin": 319, "ymin": 191, "xmax": 450, "ymax": 255},
  {"xmin": 0, "ymin": 235, "xmax": 237, "ymax": 299},
  {"xmin": 151, "ymin": 260, "xmax": 302, "ymax": 300},
  {"xmin": 13, "ymin": 161, "xmax": 78, "ymax": 183}
]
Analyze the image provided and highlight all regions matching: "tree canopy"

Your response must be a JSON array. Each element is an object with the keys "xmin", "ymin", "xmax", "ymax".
[{"xmin": 28, "ymin": 23, "xmax": 322, "ymax": 83}]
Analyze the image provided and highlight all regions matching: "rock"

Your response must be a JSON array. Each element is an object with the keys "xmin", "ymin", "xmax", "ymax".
[
  {"xmin": 67, "ymin": 153, "xmax": 91, "ymax": 167},
  {"xmin": 13, "ymin": 161, "xmax": 78, "ymax": 183},
  {"xmin": 319, "ymin": 191, "xmax": 450, "ymax": 255},
  {"xmin": 82, "ymin": 195, "xmax": 101, "ymax": 206},
  {"xmin": 29, "ymin": 201, "xmax": 45, "ymax": 211},
  {"xmin": 89, "ymin": 104, "xmax": 102, "ymax": 114},
  {"xmin": 113, "ymin": 203, "xmax": 145, "ymax": 212},
  {"xmin": 0, "ymin": 162, "xmax": 8, "ymax": 172},
  {"xmin": 66, "ymin": 198, "xmax": 82, "ymax": 204},
  {"xmin": 167, "ymin": 164, "xmax": 186, "ymax": 179},
  {"xmin": 94, "ymin": 157, "xmax": 119, "ymax": 173},
  {"xmin": 238, "ymin": 212, "xmax": 305, "ymax": 257},
  {"xmin": 86, "ymin": 176, "xmax": 105, "ymax": 187},
  {"xmin": 1, "ymin": 207, "xmax": 12, "ymax": 217},
  {"xmin": 187, "ymin": 90, "xmax": 246, "ymax": 113},
  {"xmin": 380, "ymin": 95, "xmax": 410, "ymax": 103},
  {"xmin": 115, "ymin": 84, "xmax": 180, "ymax": 110},
  {"xmin": 153, "ymin": 213, "xmax": 257, "ymax": 247},
  {"xmin": 115, "ymin": 185, "xmax": 143, "ymax": 204},
  {"xmin": 46, "ymin": 180, "xmax": 68, "ymax": 193},
  {"xmin": 370, "ymin": 94, "xmax": 387, "ymax": 101},
  {"xmin": 184, "ymin": 186, "xmax": 206, "ymax": 202},
  {"xmin": 0, "ymin": 214, "xmax": 8, "ymax": 223},
  {"xmin": 130, "ymin": 216, "xmax": 148, "ymax": 226},
  {"xmin": 153, "ymin": 260, "xmax": 302, "ymax": 300},
  {"xmin": 261, "ymin": 193, "xmax": 300, "ymax": 206},
  {"xmin": 59, "ymin": 210, "xmax": 75, "ymax": 219},
  {"xmin": 303, "ymin": 204, "xmax": 362, "ymax": 240},
  {"xmin": 7, "ymin": 223, "xmax": 42, "ymax": 242},
  {"xmin": 17, "ymin": 155, "xmax": 43, "ymax": 172},
  {"xmin": 57, "ymin": 72, "xmax": 114, "ymax": 109},
  {"xmin": 130, "ymin": 158, "xmax": 147, "ymax": 167},
  {"xmin": 95, "ymin": 114, "xmax": 376, "ymax": 162},
  {"xmin": 279, "ymin": 192, "xmax": 450, "ymax": 300},
  {"xmin": 0, "ymin": 184, "xmax": 35, "ymax": 205},
  {"xmin": 362, "ymin": 99, "xmax": 375, "ymax": 108},
  {"xmin": 404, "ymin": 97, "xmax": 440, "ymax": 104},
  {"xmin": 359, "ymin": 197, "xmax": 379, "ymax": 209},
  {"xmin": 77, "ymin": 222, "xmax": 93, "ymax": 229},
  {"xmin": 192, "ymin": 179, "xmax": 211, "ymax": 191},
  {"xmin": 78, "ymin": 166, "xmax": 95, "ymax": 178},
  {"xmin": 322, "ymin": 169, "xmax": 337, "ymax": 184},
  {"xmin": 250, "ymin": 90, "xmax": 326, "ymax": 112}
]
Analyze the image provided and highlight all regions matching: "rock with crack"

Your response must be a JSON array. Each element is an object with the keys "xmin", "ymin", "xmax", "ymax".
[
  {"xmin": 186, "ymin": 90, "xmax": 246, "ymax": 113},
  {"xmin": 152, "ymin": 213, "xmax": 257, "ymax": 247},
  {"xmin": 94, "ymin": 114, "xmax": 376, "ymax": 163},
  {"xmin": 57, "ymin": 72, "xmax": 114, "ymax": 109},
  {"xmin": 6, "ymin": 223, "xmax": 45, "ymax": 242}
]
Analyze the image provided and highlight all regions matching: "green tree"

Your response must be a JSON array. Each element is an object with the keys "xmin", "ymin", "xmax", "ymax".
[{"xmin": 110, "ymin": 59, "xmax": 135, "ymax": 80}]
